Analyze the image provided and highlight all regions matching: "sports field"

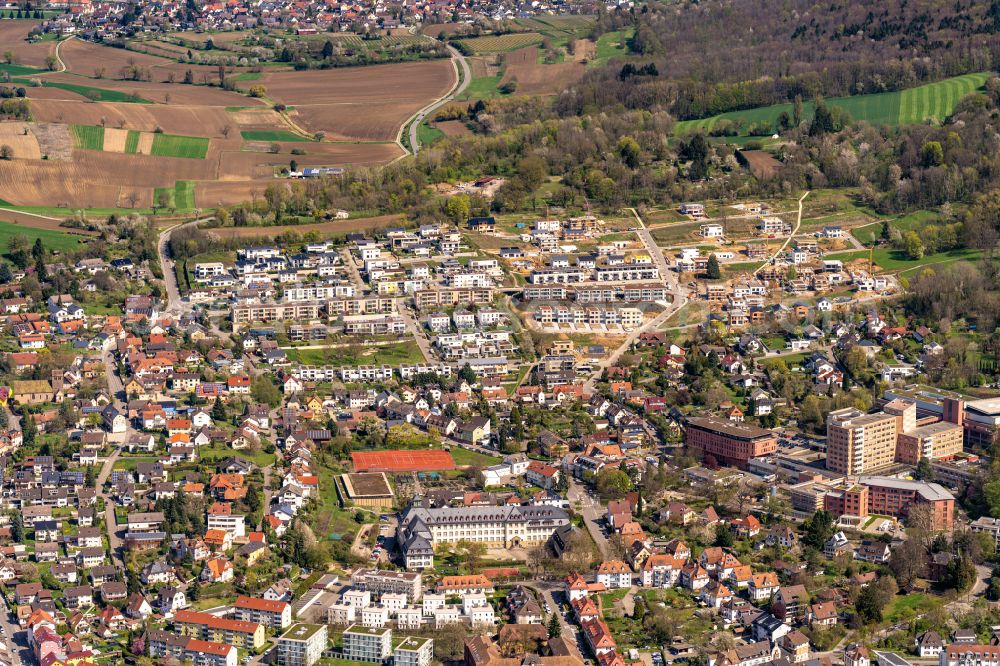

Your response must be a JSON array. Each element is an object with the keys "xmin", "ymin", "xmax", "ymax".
[
  {"xmin": 351, "ymin": 449, "xmax": 456, "ymax": 473},
  {"xmin": 674, "ymin": 72, "xmax": 990, "ymax": 136}
]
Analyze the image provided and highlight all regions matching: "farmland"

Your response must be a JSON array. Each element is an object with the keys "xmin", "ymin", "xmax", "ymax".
[
  {"xmin": 257, "ymin": 60, "xmax": 455, "ymax": 141},
  {"xmin": 674, "ymin": 72, "xmax": 990, "ymax": 136},
  {"xmin": 457, "ymin": 33, "xmax": 545, "ymax": 53},
  {"xmin": 71, "ymin": 125, "xmax": 105, "ymax": 151},
  {"xmin": 0, "ymin": 38, "xmax": 453, "ymax": 214},
  {"xmin": 149, "ymin": 133, "xmax": 210, "ymax": 159},
  {"xmin": 240, "ymin": 130, "xmax": 309, "ymax": 142}
]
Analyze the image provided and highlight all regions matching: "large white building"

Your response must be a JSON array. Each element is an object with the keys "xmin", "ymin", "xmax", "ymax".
[{"xmin": 396, "ymin": 504, "xmax": 569, "ymax": 570}]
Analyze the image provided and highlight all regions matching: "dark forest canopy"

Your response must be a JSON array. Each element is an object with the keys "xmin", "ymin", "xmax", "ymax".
[{"xmin": 571, "ymin": 0, "xmax": 1000, "ymax": 120}]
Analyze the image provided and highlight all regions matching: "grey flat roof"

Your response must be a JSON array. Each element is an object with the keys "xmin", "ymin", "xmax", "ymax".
[{"xmin": 858, "ymin": 476, "xmax": 954, "ymax": 502}]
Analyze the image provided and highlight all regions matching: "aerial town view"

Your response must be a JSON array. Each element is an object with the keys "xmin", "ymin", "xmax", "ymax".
[{"xmin": 6, "ymin": 1, "xmax": 1000, "ymax": 666}]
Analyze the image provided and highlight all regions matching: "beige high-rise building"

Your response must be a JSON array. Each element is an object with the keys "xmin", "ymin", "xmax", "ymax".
[{"xmin": 826, "ymin": 408, "xmax": 898, "ymax": 474}]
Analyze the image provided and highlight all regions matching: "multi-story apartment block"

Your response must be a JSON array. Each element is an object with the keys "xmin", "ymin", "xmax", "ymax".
[
  {"xmin": 342, "ymin": 624, "xmax": 392, "ymax": 662},
  {"xmin": 685, "ymin": 417, "xmax": 777, "ymax": 470},
  {"xmin": 173, "ymin": 610, "xmax": 264, "ymax": 650},
  {"xmin": 277, "ymin": 623, "xmax": 328, "ymax": 666},
  {"xmin": 826, "ymin": 408, "xmax": 898, "ymax": 475},
  {"xmin": 341, "ymin": 315, "xmax": 406, "ymax": 336},
  {"xmin": 350, "ymin": 569, "xmax": 422, "ymax": 602},
  {"xmin": 234, "ymin": 596, "xmax": 292, "ymax": 629},
  {"xmin": 231, "ymin": 302, "xmax": 323, "ymax": 330},
  {"xmin": 147, "ymin": 631, "xmax": 238, "ymax": 666},
  {"xmin": 395, "ymin": 637, "xmax": 434, "ymax": 666}
]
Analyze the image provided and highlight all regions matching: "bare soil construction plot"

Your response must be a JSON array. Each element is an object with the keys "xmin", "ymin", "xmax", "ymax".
[
  {"xmin": 435, "ymin": 120, "xmax": 473, "ymax": 138},
  {"xmin": 0, "ymin": 123, "xmax": 42, "ymax": 160},
  {"xmin": 0, "ymin": 21, "xmax": 55, "ymax": 69},
  {"xmin": 259, "ymin": 60, "xmax": 454, "ymax": 140}
]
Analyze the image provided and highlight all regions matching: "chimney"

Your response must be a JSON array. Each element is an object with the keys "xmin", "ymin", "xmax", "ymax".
[{"xmin": 943, "ymin": 398, "xmax": 964, "ymax": 425}]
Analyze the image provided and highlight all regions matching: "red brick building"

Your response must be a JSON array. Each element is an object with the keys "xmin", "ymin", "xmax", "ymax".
[{"xmin": 684, "ymin": 416, "xmax": 777, "ymax": 470}]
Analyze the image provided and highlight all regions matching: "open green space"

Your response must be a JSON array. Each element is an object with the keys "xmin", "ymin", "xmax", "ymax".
[
  {"xmin": 851, "ymin": 210, "xmax": 940, "ymax": 245},
  {"xmin": 416, "ymin": 122, "xmax": 444, "ymax": 147},
  {"xmin": 154, "ymin": 180, "xmax": 196, "ymax": 210},
  {"xmin": 674, "ymin": 72, "xmax": 990, "ymax": 136},
  {"xmin": 71, "ymin": 124, "xmax": 104, "ymax": 151},
  {"xmin": 284, "ymin": 340, "xmax": 425, "ymax": 366},
  {"xmin": 38, "ymin": 81, "xmax": 152, "ymax": 103},
  {"xmin": 0, "ymin": 220, "xmax": 84, "ymax": 256},
  {"xmin": 240, "ymin": 129, "xmax": 309, "ymax": 142},
  {"xmin": 150, "ymin": 133, "xmax": 210, "ymax": 158},
  {"xmin": 459, "ymin": 74, "xmax": 505, "ymax": 100},
  {"xmin": 826, "ymin": 246, "xmax": 982, "ymax": 273},
  {"xmin": 592, "ymin": 30, "xmax": 634, "ymax": 65},
  {"xmin": 198, "ymin": 444, "xmax": 277, "ymax": 468},
  {"xmin": 449, "ymin": 447, "xmax": 501, "ymax": 467}
]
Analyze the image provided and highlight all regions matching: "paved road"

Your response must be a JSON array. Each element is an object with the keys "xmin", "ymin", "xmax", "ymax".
[
  {"xmin": 406, "ymin": 44, "xmax": 472, "ymax": 154},
  {"xmin": 396, "ymin": 301, "xmax": 435, "ymax": 362},
  {"xmin": 0, "ymin": 591, "xmax": 28, "ymax": 666},
  {"xmin": 530, "ymin": 582, "xmax": 587, "ymax": 659},
  {"xmin": 753, "ymin": 191, "xmax": 810, "ymax": 277},
  {"xmin": 583, "ymin": 208, "xmax": 688, "ymax": 392},
  {"xmin": 568, "ymin": 477, "xmax": 609, "ymax": 557},
  {"xmin": 158, "ymin": 217, "xmax": 210, "ymax": 316}
]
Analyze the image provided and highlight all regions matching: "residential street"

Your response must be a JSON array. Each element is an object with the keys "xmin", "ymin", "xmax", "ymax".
[{"xmin": 568, "ymin": 477, "xmax": 609, "ymax": 557}]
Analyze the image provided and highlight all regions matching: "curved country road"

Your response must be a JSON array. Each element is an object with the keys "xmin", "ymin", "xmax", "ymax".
[{"xmin": 405, "ymin": 44, "xmax": 472, "ymax": 155}]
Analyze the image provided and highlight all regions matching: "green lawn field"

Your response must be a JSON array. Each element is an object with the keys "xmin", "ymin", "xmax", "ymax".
[
  {"xmin": 0, "ymin": 63, "xmax": 43, "ymax": 76},
  {"xmin": 150, "ymin": 133, "xmax": 210, "ymax": 158},
  {"xmin": 153, "ymin": 180, "xmax": 196, "ymax": 210},
  {"xmin": 0, "ymin": 221, "xmax": 84, "ymax": 256},
  {"xmin": 240, "ymin": 129, "xmax": 309, "ymax": 142},
  {"xmin": 674, "ymin": 72, "xmax": 990, "ymax": 136},
  {"xmin": 284, "ymin": 340, "xmax": 425, "ymax": 366},
  {"xmin": 71, "ymin": 125, "xmax": 104, "ymax": 151}
]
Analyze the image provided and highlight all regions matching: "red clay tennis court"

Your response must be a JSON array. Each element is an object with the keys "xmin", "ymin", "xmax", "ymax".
[{"xmin": 351, "ymin": 449, "xmax": 456, "ymax": 472}]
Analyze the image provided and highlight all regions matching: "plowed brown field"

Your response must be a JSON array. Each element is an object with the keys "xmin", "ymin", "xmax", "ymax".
[
  {"xmin": 0, "ymin": 21, "xmax": 56, "ymax": 69},
  {"xmin": 261, "ymin": 60, "xmax": 455, "ymax": 140},
  {"xmin": 30, "ymin": 99, "xmax": 237, "ymax": 137}
]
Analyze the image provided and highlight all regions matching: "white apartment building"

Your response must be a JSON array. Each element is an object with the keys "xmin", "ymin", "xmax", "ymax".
[
  {"xmin": 342, "ymin": 625, "xmax": 392, "ymax": 662},
  {"xmin": 277, "ymin": 623, "xmax": 328, "ymax": 666},
  {"xmin": 395, "ymin": 637, "xmax": 434, "ymax": 666}
]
